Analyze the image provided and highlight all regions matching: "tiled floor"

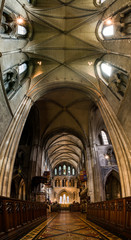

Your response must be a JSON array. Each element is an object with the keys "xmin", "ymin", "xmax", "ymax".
[{"xmin": 20, "ymin": 212, "xmax": 122, "ymax": 240}]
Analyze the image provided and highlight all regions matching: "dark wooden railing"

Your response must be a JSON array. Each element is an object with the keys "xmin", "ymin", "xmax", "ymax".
[
  {"xmin": 70, "ymin": 202, "xmax": 81, "ymax": 212},
  {"xmin": 87, "ymin": 197, "xmax": 131, "ymax": 239},
  {"xmin": 0, "ymin": 196, "xmax": 47, "ymax": 239}
]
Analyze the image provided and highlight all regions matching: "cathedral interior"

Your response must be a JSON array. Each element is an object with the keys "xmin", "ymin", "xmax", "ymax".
[{"xmin": 0, "ymin": 0, "xmax": 131, "ymax": 239}]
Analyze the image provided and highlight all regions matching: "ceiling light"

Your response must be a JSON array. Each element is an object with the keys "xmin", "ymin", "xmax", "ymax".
[
  {"xmin": 16, "ymin": 17, "xmax": 24, "ymax": 25},
  {"xmin": 37, "ymin": 61, "xmax": 42, "ymax": 66},
  {"xmin": 88, "ymin": 62, "xmax": 93, "ymax": 66},
  {"xmin": 105, "ymin": 19, "xmax": 112, "ymax": 25},
  {"xmin": 105, "ymin": 154, "xmax": 109, "ymax": 160}
]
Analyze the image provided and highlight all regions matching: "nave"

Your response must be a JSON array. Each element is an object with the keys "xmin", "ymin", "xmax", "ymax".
[
  {"xmin": 20, "ymin": 212, "xmax": 121, "ymax": 240},
  {"xmin": 0, "ymin": 0, "xmax": 131, "ymax": 239}
]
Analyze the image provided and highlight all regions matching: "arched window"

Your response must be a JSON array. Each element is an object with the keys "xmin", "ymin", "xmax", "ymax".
[
  {"xmin": 0, "ymin": 11, "xmax": 29, "ymax": 39},
  {"xmin": 96, "ymin": 0, "xmax": 106, "ymax": 5},
  {"xmin": 54, "ymin": 164, "xmax": 76, "ymax": 176},
  {"xmin": 18, "ymin": 63, "xmax": 28, "ymax": 75},
  {"xmin": 101, "ymin": 130, "xmax": 109, "ymax": 145},
  {"xmin": 96, "ymin": 61, "xmax": 128, "ymax": 98},
  {"xmin": 17, "ymin": 25, "xmax": 27, "ymax": 36},
  {"xmin": 101, "ymin": 62, "xmax": 112, "ymax": 77},
  {"xmin": 59, "ymin": 166, "xmax": 62, "ymax": 175},
  {"xmin": 98, "ymin": 8, "xmax": 131, "ymax": 41},
  {"xmin": 72, "ymin": 168, "xmax": 75, "ymax": 175},
  {"xmin": 102, "ymin": 25, "xmax": 114, "ymax": 37},
  {"xmin": 67, "ymin": 196, "xmax": 69, "ymax": 203},
  {"xmin": 68, "ymin": 166, "xmax": 71, "ymax": 175},
  {"xmin": 63, "ymin": 194, "xmax": 66, "ymax": 203},
  {"xmin": 63, "ymin": 165, "xmax": 66, "ymax": 175},
  {"xmin": 54, "ymin": 168, "xmax": 57, "ymax": 175},
  {"xmin": 60, "ymin": 196, "xmax": 62, "ymax": 203}
]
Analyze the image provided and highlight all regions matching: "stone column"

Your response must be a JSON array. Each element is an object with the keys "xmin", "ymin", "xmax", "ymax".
[
  {"xmin": 0, "ymin": 96, "xmax": 33, "ymax": 197},
  {"xmin": 75, "ymin": 179, "xmax": 77, "ymax": 188},
  {"xmin": 86, "ymin": 146, "xmax": 95, "ymax": 202},
  {"xmin": 60, "ymin": 179, "xmax": 62, "ymax": 187}
]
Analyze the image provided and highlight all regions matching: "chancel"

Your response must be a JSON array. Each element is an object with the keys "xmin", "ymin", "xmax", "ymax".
[{"xmin": 0, "ymin": 0, "xmax": 131, "ymax": 240}]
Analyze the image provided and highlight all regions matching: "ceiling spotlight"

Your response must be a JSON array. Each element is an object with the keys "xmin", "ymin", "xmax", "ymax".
[
  {"xmin": 105, "ymin": 154, "xmax": 109, "ymax": 160},
  {"xmin": 105, "ymin": 19, "xmax": 112, "ymax": 25},
  {"xmin": 37, "ymin": 61, "xmax": 42, "ymax": 66},
  {"xmin": 88, "ymin": 62, "xmax": 93, "ymax": 66},
  {"xmin": 16, "ymin": 17, "xmax": 24, "ymax": 25}
]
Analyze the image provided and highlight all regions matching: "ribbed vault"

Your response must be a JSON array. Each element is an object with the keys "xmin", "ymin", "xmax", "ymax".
[
  {"xmin": 44, "ymin": 132, "xmax": 85, "ymax": 170},
  {"xmin": 36, "ymin": 88, "xmax": 93, "ymax": 170},
  {"xmin": 22, "ymin": 0, "xmax": 106, "ymax": 101},
  {"xmin": 23, "ymin": 0, "xmax": 106, "ymax": 170}
]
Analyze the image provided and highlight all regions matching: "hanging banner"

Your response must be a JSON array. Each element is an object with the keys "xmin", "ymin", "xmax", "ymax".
[{"xmin": 79, "ymin": 170, "xmax": 87, "ymax": 182}]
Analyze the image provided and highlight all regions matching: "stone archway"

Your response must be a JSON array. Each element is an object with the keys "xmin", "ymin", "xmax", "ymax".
[
  {"xmin": 0, "ymin": 85, "xmax": 131, "ymax": 199},
  {"xmin": 104, "ymin": 170, "xmax": 122, "ymax": 200},
  {"xmin": 57, "ymin": 189, "xmax": 73, "ymax": 204}
]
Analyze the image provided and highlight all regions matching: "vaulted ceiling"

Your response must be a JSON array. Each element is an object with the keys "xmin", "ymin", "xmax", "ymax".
[
  {"xmin": 24, "ymin": 0, "xmax": 106, "ymax": 101},
  {"xmin": 22, "ymin": 0, "xmax": 112, "ymax": 169}
]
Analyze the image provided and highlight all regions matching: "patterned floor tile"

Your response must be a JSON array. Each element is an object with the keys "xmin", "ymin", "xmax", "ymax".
[{"xmin": 20, "ymin": 212, "xmax": 122, "ymax": 240}]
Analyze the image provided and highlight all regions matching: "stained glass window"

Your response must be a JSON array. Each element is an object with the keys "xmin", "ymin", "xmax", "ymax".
[
  {"xmin": 60, "ymin": 196, "xmax": 62, "ymax": 203},
  {"xmin": 63, "ymin": 194, "xmax": 66, "ymax": 203},
  {"xmin": 54, "ymin": 168, "xmax": 57, "ymax": 175},
  {"xmin": 72, "ymin": 168, "xmax": 75, "ymax": 175},
  {"xmin": 68, "ymin": 166, "xmax": 71, "ymax": 175},
  {"xmin": 63, "ymin": 165, "xmax": 66, "ymax": 175},
  {"xmin": 59, "ymin": 166, "xmax": 62, "ymax": 175}
]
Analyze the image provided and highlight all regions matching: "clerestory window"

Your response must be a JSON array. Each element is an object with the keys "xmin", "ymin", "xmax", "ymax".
[{"xmin": 101, "ymin": 130, "xmax": 109, "ymax": 145}]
